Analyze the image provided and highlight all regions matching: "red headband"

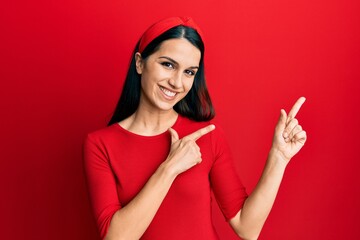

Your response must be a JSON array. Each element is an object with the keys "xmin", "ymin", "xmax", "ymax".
[{"xmin": 138, "ymin": 16, "xmax": 204, "ymax": 53}]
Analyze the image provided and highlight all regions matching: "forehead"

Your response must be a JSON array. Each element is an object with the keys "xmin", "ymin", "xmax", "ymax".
[{"xmin": 152, "ymin": 38, "xmax": 201, "ymax": 66}]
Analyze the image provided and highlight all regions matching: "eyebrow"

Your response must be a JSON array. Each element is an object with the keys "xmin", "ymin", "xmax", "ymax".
[{"xmin": 158, "ymin": 56, "xmax": 199, "ymax": 69}]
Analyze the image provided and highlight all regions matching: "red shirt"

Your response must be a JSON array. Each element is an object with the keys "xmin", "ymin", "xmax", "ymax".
[{"xmin": 83, "ymin": 115, "xmax": 248, "ymax": 239}]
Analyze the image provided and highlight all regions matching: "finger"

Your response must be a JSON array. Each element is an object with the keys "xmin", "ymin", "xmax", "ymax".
[
  {"xmin": 283, "ymin": 118, "xmax": 299, "ymax": 138},
  {"xmin": 190, "ymin": 157, "xmax": 202, "ymax": 167},
  {"xmin": 285, "ymin": 127, "xmax": 302, "ymax": 143},
  {"xmin": 287, "ymin": 97, "xmax": 306, "ymax": 124},
  {"xmin": 288, "ymin": 125, "xmax": 302, "ymax": 140},
  {"xmin": 293, "ymin": 130, "xmax": 307, "ymax": 144},
  {"xmin": 186, "ymin": 124, "xmax": 215, "ymax": 141},
  {"xmin": 195, "ymin": 144, "xmax": 200, "ymax": 153},
  {"xmin": 168, "ymin": 128, "xmax": 179, "ymax": 144},
  {"xmin": 275, "ymin": 109, "xmax": 287, "ymax": 133}
]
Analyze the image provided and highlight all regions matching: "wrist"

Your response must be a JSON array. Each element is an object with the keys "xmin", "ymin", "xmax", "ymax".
[
  {"xmin": 268, "ymin": 148, "xmax": 289, "ymax": 169},
  {"xmin": 158, "ymin": 161, "xmax": 178, "ymax": 182}
]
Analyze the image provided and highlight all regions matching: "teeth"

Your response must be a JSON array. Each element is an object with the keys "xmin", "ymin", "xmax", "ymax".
[{"xmin": 160, "ymin": 87, "xmax": 176, "ymax": 97}]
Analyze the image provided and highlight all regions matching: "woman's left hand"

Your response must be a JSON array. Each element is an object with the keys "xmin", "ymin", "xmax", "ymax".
[{"xmin": 271, "ymin": 97, "xmax": 307, "ymax": 165}]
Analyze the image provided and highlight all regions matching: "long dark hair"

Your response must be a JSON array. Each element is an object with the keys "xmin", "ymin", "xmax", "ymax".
[{"xmin": 108, "ymin": 25, "xmax": 215, "ymax": 126}]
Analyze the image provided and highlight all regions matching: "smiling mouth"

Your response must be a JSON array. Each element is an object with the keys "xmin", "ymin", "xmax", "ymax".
[{"xmin": 159, "ymin": 86, "xmax": 177, "ymax": 98}]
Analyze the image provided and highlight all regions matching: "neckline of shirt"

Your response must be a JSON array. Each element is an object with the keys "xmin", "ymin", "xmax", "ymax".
[{"xmin": 112, "ymin": 114, "xmax": 182, "ymax": 139}]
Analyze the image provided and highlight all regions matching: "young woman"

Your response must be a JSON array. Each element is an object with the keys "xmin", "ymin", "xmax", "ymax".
[{"xmin": 83, "ymin": 16, "xmax": 307, "ymax": 240}]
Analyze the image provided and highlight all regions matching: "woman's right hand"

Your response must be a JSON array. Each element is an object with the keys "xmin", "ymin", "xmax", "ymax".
[
  {"xmin": 164, "ymin": 124, "xmax": 215, "ymax": 176},
  {"xmin": 99, "ymin": 124, "xmax": 215, "ymax": 240}
]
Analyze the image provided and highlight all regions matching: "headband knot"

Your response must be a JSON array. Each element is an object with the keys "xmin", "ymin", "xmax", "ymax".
[{"xmin": 138, "ymin": 16, "xmax": 204, "ymax": 53}]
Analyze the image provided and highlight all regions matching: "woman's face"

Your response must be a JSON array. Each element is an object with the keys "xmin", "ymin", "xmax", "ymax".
[{"xmin": 135, "ymin": 38, "xmax": 201, "ymax": 113}]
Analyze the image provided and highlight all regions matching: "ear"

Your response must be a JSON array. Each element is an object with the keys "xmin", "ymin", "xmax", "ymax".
[{"xmin": 135, "ymin": 52, "xmax": 143, "ymax": 74}]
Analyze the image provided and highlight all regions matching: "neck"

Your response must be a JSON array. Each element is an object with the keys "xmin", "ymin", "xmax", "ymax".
[{"xmin": 120, "ymin": 105, "xmax": 178, "ymax": 136}]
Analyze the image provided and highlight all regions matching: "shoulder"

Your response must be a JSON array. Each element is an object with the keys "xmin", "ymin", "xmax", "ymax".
[{"xmin": 84, "ymin": 123, "xmax": 121, "ymax": 145}]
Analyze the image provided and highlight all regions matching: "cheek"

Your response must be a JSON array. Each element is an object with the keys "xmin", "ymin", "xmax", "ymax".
[
  {"xmin": 142, "ymin": 66, "xmax": 169, "ymax": 84},
  {"xmin": 183, "ymin": 78, "xmax": 195, "ymax": 92},
  {"xmin": 140, "ymin": 71, "xmax": 156, "ymax": 88},
  {"xmin": 140, "ymin": 75, "xmax": 156, "ymax": 95}
]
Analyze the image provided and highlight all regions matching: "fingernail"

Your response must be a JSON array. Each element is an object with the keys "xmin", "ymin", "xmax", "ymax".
[{"xmin": 283, "ymin": 132, "xmax": 288, "ymax": 138}]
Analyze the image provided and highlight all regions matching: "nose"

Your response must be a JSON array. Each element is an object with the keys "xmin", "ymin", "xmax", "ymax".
[{"xmin": 168, "ymin": 71, "xmax": 183, "ymax": 89}]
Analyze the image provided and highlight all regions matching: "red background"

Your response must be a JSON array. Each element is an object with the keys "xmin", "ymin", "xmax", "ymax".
[{"xmin": 1, "ymin": 0, "xmax": 359, "ymax": 239}]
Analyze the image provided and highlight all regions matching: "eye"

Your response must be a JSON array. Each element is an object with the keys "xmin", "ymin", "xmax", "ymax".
[
  {"xmin": 161, "ymin": 62, "xmax": 174, "ymax": 69},
  {"xmin": 185, "ymin": 69, "xmax": 196, "ymax": 76}
]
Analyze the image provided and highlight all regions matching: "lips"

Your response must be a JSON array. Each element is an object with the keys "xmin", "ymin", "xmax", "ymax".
[{"xmin": 159, "ymin": 86, "xmax": 177, "ymax": 98}]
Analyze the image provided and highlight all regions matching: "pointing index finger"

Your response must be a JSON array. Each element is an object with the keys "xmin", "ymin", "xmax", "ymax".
[
  {"xmin": 186, "ymin": 124, "xmax": 216, "ymax": 141},
  {"xmin": 287, "ymin": 97, "xmax": 306, "ymax": 123}
]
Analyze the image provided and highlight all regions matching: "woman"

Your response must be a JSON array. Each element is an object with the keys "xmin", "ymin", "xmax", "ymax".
[{"xmin": 83, "ymin": 16, "xmax": 307, "ymax": 240}]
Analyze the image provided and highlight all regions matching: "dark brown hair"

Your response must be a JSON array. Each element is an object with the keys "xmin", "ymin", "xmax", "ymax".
[{"xmin": 108, "ymin": 25, "xmax": 215, "ymax": 126}]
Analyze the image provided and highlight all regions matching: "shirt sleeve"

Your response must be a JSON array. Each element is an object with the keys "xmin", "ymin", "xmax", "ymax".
[
  {"xmin": 209, "ymin": 126, "xmax": 248, "ymax": 221},
  {"xmin": 83, "ymin": 133, "xmax": 121, "ymax": 240}
]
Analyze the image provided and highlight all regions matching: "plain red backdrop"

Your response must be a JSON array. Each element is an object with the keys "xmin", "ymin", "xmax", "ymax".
[{"xmin": 1, "ymin": 0, "xmax": 359, "ymax": 239}]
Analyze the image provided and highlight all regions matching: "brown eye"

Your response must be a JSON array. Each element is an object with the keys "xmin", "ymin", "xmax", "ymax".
[
  {"xmin": 185, "ymin": 69, "xmax": 195, "ymax": 76},
  {"xmin": 161, "ymin": 62, "xmax": 174, "ymax": 69}
]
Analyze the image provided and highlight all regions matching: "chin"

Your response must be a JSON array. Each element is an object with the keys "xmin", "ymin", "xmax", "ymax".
[
  {"xmin": 154, "ymin": 98, "xmax": 183, "ymax": 112},
  {"xmin": 156, "ymin": 103, "xmax": 177, "ymax": 112}
]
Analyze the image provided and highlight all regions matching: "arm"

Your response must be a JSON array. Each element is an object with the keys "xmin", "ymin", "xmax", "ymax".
[
  {"xmin": 229, "ymin": 97, "xmax": 307, "ymax": 240},
  {"xmin": 85, "ymin": 125, "xmax": 215, "ymax": 240},
  {"xmin": 104, "ymin": 162, "xmax": 175, "ymax": 240}
]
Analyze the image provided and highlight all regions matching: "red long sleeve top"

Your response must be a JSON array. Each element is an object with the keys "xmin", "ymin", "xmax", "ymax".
[{"xmin": 83, "ymin": 115, "xmax": 248, "ymax": 239}]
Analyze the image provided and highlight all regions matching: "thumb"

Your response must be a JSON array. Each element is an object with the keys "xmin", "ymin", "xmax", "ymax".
[
  {"xmin": 168, "ymin": 128, "xmax": 179, "ymax": 144},
  {"xmin": 275, "ymin": 109, "xmax": 287, "ymax": 133}
]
